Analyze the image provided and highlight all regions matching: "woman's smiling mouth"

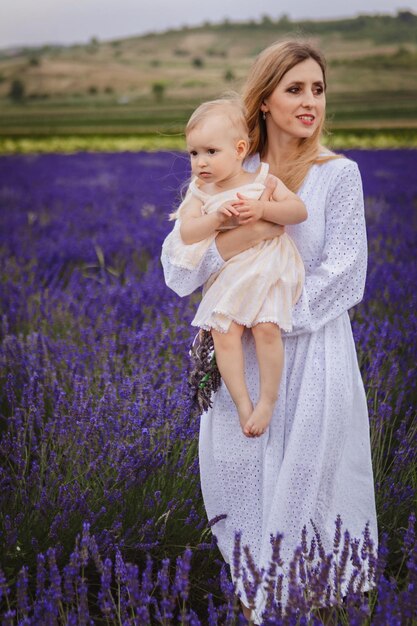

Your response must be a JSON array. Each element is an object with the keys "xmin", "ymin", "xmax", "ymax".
[{"xmin": 297, "ymin": 114, "xmax": 315, "ymax": 125}]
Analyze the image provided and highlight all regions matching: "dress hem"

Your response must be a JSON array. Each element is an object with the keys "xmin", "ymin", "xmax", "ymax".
[{"xmin": 192, "ymin": 316, "xmax": 293, "ymax": 333}]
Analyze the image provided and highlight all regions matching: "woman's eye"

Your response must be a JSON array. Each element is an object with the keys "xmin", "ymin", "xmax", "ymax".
[{"xmin": 288, "ymin": 87, "xmax": 299, "ymax": 94}]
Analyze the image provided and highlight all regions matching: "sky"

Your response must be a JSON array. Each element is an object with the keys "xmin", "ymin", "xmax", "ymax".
[{"xmin": 1, "ymin": 0, "xmax": 416, "ymax": 49}]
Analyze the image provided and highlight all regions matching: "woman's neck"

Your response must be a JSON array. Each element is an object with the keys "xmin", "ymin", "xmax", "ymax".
[{"xmin": 262, "ymin": 132, "xmax": 299, "ymax": 177}]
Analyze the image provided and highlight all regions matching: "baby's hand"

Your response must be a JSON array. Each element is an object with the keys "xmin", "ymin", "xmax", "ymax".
[
  {"xmin": 235, "ymin": 195, "xmax": 265, "ymax": 224},
  {"xmin": 216, "ymin": 201, "xmax": 241, "ymax": 223}
]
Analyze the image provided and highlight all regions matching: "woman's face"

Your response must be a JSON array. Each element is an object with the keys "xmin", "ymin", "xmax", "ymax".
[{"xmin": 262, "ymin": 58, "xmax": 326, "ymax": 140}]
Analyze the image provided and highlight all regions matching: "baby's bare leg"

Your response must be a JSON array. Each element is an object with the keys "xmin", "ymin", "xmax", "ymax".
[
  {"xmin": 211, "ymin": 323, "xmax": 253, "ymax": 433},
  {"xmin": 244, "ymin": 323, "xmax": 283, "ymax": 437}
]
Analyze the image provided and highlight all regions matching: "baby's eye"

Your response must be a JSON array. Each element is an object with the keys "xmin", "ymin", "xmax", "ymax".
[
  {"xmin": 189, "ymin": 150, "xmax": 197, "ymax": 157},
  {"xmin": 207, "ymin": 148, "xmax": 217, "ymax": 155}
]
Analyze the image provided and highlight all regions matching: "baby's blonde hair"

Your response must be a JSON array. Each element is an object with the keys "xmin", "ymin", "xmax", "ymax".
[
  {"xmin": 169, "ymin": 96, "xmax": 249, "ymax": 221},
  {"xmin": 185, "ymin": 96, "xmax": 250, "ymax": 144}
]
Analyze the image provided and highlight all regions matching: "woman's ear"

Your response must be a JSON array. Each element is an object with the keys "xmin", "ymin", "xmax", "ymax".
[
  {"xmin": 260, "ymin": 100, "xmax": 269, "ymax": 113},
  {"xmin": 236, "ymin": 139, "xmax": 249, "ymax": 159}
]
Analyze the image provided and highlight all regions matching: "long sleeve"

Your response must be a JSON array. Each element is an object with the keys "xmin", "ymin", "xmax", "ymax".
[
  {"xmin": 161, "ymin": 239, "xmax": 225, "ymax": 297},
  {"xmin": 286, "ymin": 161, "xmax": 367, "ymax": 336},
  {"xmin": 160, "ymin": 180, "xmax": 218, "ymax": 272}
]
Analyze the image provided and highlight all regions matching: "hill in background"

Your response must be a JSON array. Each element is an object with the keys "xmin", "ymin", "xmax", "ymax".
[{"xmin": 1, "ymin": 10, "xmax": 416, "ymax": 147}]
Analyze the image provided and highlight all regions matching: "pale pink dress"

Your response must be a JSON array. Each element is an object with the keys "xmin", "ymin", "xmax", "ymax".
[{"xmin": 162, "ymin": 162, "xmax": 305, "ymax": 333}]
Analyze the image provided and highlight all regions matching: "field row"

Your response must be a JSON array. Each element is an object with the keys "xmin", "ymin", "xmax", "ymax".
[
  {"xmin": 1, "ymin": 128, "xmax": 416, "ymax": 154},
  {"xmin": 1, "ymin": 89, "xmax": 416, "ymax": 139}
]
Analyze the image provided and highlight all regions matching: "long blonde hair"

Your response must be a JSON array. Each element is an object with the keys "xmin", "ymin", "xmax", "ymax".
[{"xmin": 243, "ymin": 40, "xmax": 341, "ymax": 192}]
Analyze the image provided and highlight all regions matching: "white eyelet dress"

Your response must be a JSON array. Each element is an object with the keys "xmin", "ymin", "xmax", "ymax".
[{"xmin": 161, "ymin": 154, "xmax": 378, "ymax": 622}]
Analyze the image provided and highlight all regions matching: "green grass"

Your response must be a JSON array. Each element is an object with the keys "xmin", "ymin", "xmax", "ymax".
[
  {"xmin": 0, "ymin": 128, "xmax": 416, "ymax": 155},
  {"xmin": 1, "ymin": 86, "xmax": 417, "ymax": 144}
]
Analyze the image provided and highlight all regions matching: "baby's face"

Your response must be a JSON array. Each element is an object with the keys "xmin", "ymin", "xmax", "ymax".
[{"xmin": 186, "ymin": 116, "xmax": 244, "ymax": 185}]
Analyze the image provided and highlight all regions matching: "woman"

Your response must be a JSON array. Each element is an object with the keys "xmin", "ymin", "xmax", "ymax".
[{"xmin": 161, "ymin": 40, "xmax": 378, "ymax": 621}]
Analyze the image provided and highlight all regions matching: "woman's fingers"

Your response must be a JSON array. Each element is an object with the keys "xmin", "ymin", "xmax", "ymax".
[{"xmin": 260, "ymin": 175, "xmax": 277, "ymax": 201}]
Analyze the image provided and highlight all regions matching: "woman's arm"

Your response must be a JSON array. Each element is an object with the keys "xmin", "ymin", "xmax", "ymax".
[
  {"xmin": 287, "ymin": 160, "xmax": 367, "ymax": 336},
  {"xmin": 215, "ymin": 220, "xmax": 283, "ymax": 261},
  {"xmin": 162, "ymin": 220, "xmax": 283, "ymax": 295},
  {"xmin": 161, "ymin": 239, "xmax": 226, "ymax": 296},
  {"xmin": 161, "ymin": 179, "xmax": 282, "ymax": 295}
]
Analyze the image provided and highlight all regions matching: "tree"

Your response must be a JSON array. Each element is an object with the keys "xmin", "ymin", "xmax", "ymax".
[
  {"xmin": 9, "ymin": 79, "xmax": 25, "ymax": 102},
  {"xmin": 88, "ymin": 36, "xmax": 99, "ymax": 54},
  {"xmin": 278, "ymin": 13, "xmax": 291, "ymax": 26},
  {"xmin": 261, "ymin": 14, "xmax": 273, "ymax": 26},
  {"xmin": 397, "ymin": 10, "xmax": 416, "ymax": 23},
  {"xmin": 192, "ymin": 57, "xmax": 204, "ymax": 68},
  {"xmin": 152, "ymin": 82, "xmax": 165, "ymax": 101}
]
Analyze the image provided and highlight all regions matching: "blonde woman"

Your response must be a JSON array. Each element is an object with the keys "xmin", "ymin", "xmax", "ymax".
[{"xmin": 162, "ymin": 40, "xmax": 378, "ymax": 622}]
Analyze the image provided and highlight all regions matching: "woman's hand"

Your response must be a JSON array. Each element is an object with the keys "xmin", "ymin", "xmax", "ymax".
[{"xmin": 235, "ymin": 195, "xmax": 265, "ymax": 223}]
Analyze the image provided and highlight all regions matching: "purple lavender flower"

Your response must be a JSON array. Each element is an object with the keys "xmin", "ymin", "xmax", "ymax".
[
  {"xmin": 173, "ymin": 548, "xmax": 192, "ymax": 602},
  {"xmin": 0, "ymin": 149, "xmax": 416, "ymax": 622},
  {"xmin": 98, "ymin": 557, "xmax": 115, "ymax": 619},
  {"xmin": 16, "ymin": 566, "xmax": 30, "ymax": 618}
]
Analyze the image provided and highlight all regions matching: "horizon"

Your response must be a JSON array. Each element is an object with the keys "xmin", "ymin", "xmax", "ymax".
[{"xmin": 1, "ymin": 2, "xmax": 416, "ymax": 50}]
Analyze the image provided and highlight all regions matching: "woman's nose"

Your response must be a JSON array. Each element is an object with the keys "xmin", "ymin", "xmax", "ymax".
[{"xmin": 302, "ymin": 91, "xmax": 315, "ymax": 107}]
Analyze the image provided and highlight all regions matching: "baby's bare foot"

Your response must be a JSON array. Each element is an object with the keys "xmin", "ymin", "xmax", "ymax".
[
  {"xmin": 244, "ymin": 399, "xmax": 275, "ymax": 437},
  {"xmin": 236, "ymin": 398, "xmax": 253, "ymax": 435}
]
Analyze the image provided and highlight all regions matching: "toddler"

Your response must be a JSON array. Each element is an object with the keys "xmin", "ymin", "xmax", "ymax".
[{"xmin": 162, "ymin": 98, "xmax": 306, "ymax": 436}]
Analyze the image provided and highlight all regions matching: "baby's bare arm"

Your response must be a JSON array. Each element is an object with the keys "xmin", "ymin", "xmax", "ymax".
[
  {"xmin": 263, "ymin": 176, "xmax": 307, "ymax": 224},
  {"xmin": 235, "ymin": 175, "xmax": 307, "ymax": 226},
  {"xmin": 215, "ymin": 181, "xmax": 283, "ymax": 261},
  {"xmin": 180, "ymin": 196, "xmax": 241, "ymax": 244}
]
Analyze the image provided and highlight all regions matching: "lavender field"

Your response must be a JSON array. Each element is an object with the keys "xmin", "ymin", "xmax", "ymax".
[{"xmin": 0, "ymin": 150, "xmax": 416, "ymax": 624}]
